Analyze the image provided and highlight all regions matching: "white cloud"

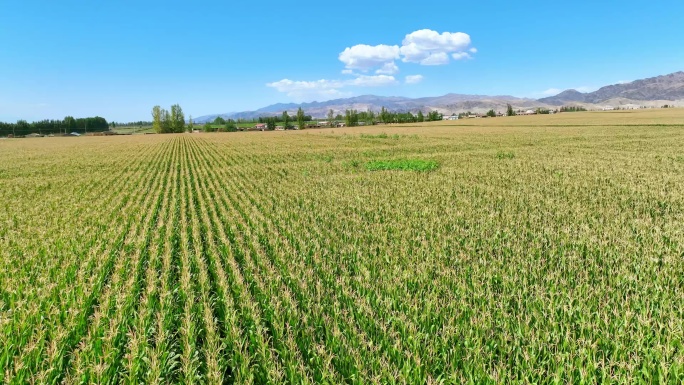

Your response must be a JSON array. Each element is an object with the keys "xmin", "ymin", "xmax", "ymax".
[
  {"xmin": 405, "ymin": 75, "xmax": 424, "ymax": 84},
  {"xmin": 268, "ymin": 29, "xmax": 477, "ymax": 100},
  {"xmin": 420, "ymin": 52, "xmax": 450, "ymax": 65},
  {"xmin": 348, "ymin": 75, "xmax": 398, "ymax": 87},
  {"xmin": 575, "ymin": 86, "xmax": 597, "ymax": 93},
  {"xmin": 338, "ymin": 44, "xmax": 400, "ymax": 72},
  {"xmin": 375, "ymin": 62, "xmax": 399, "ymax": 75},
  {"xmin": 267, "ymin": 75, "xmax": 397, "ymax": 101},
  {"xmin": 400, "ymin": 29, "xmax": 474, "ymax": 65},
  {"xmin": 451, "ymin": 52, "xmax": 472, "ymax": 61},
  {"xmin": 266, "ymin": 79, "xmax": 347, "ymax": 101},
  {"xmin": 616, "ymin": 80, "xmax": 631, "ymax": 84}
]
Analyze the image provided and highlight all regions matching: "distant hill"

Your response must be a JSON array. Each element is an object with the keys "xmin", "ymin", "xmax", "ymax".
[
  {"xmin": 539, "ymin": 71, "xmax": 684, "ymax": 105},
  {"xmin": 195, "ymin": 71, "xmax": 684, "ymax": 122},
  {"xmin": 537, "ymin": 89, "xmax": 587, "ymax": 105},
  {"xmin": 194, "ymin": 94, "xmax": 541, "ymax": 122}
]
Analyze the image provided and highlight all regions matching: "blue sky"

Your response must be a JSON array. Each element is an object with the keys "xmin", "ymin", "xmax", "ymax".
[{"xmin": 1, "ymin": 0, "xmax": 683, "ymax": 122}]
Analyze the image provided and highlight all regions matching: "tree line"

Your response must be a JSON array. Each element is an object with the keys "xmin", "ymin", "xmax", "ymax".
[
  {"xmin": 151, "ymin": 105, "xmax": 185, "ymax": 133},
  {"xmin": 202, "ymin": 119, "xmax": 238, "ymax": 132},
  {"xmin": 0, "ymin": 116, "xmax": 109, "ymax": 136},
  {"xmin": 257, "ymin": 109, "xmax": 313, "ymax": 125},
  {"xmin": 110, "ymin": 120, "xmax": 153, "ymax": 127},
  {"xmin": 337, "ymin": 108, "xmax": 443, "ymax": 127},
  {"xmin": 560, "ymin": 106, "xmax": 587, "ymax": 112}
]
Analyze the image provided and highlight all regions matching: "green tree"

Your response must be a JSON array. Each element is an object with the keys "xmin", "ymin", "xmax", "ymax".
[
  {"xmin": 160, "ymin": 109, "xmax": 171, "ymax": 133},
  {"xmin": 213, "ymin": 116, "xmax": 226, "ymax": 125},
  {"xmin": 171, "ymin": 104, "xmax": 185, "ymax": 133},
  {"xmin": 486, "ymin": 109, "xmax": 496, "ymax": 117},
  {"xmin": 345, "ymin": 109, "xmax": 359, "ymax": 127},
  {"xmin": 417, "ymin": 111, "xmax": 424, "ymax": 122},
  {"xmin": 327, "ymin": 109, "xmax": 334, "ymax": 127},
  {"xmin": 506, "ymin": 104, "xmax": 515, "ymax": 116},
  {"xmin": 266, "ymin": 117, "xmax": 276, "ymax": 131},
  {"xmin": 225, "ymin": 119, "xmax": 237, "ymax": 132},
  {"xmin": 427, "ymin": 111, "xmax": 442, "ymax": 121},
  {"xmin": 282, "ymin": 111, "xmax": 290, "ymax": 128},
  {"xmin": 296, "ymin": 107, "xmax": 305, "ymax": 130},
  {"xmin": 152, "ymin": 106, "xmax": 162, "ymax": 133},
  {"xmin": 203, "ymin": 122, "xmax": 213, "ymax": 132},
  {"xmin": 366, "ymin": 109, "xmax": 376, "ymax": 125},
  {"xmin": 188, "ymin": 115, "xmax": 194, "ymax": 131},
  {"xmin": 380, "ymin": 106, "xmax": 391, "ymax": 123},
  {"xmin": 63, "ymin": 116, "xmax": 76, "ymax": 134}
]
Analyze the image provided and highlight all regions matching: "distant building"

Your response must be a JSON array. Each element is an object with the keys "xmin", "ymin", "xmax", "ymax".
[{"xmin": 254, "ymin": 123, "xmax": 267, "ymax": 130}]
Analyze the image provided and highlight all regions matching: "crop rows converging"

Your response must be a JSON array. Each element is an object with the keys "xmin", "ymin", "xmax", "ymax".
[{"xmin": 1, "ymin": 127, "xmax": 683, "ymax": 384}]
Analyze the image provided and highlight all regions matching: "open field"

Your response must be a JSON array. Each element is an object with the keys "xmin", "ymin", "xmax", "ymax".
[{"xmin": 1, "ymin": 109, "xmax": 683, "ymax": 384}]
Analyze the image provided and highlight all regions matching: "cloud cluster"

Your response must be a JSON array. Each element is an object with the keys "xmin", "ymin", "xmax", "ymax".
[
  {"xmin": 338, "ymin": 44, "xmax": 400, "ymax": 73},
  {"xmin": 269, "ymin": 29, "xmax": 474, "ymax": 101},
  {"xmin": 400, "ymin": 29, "xmax": 473, "ymax": 65},
  {"xmin": 339, "ymin": 29, "xmax": 475, "ymax": 73}
]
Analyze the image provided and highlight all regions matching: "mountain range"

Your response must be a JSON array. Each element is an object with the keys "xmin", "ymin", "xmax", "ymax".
[{"xmin": 194, "ymin": 71, "xmax": 684, "ymax": 122}]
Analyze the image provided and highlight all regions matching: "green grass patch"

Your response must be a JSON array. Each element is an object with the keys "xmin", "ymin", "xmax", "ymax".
[
  {"xmin": 496, "ymin": 151, "xmax": 515, "ymax": 159},
  {"xmin": 365, "ymin": 159, "xmax": 439, "ymax": 172},
  {"xmin": 360, "ymin": 132, "xmax": 390, "ymax": 139}
]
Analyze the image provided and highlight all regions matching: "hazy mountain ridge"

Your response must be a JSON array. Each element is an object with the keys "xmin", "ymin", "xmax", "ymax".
[
  {"xmin": 539, "ymin": 71, "xmax": 684, "ymax": 105},
  {"xmin": 194, "ymin": 94, "xmax": 539, "ymax": 122},
  {"xmin": 194, "ymin": 71, "xmax": 683, "ymax": 122}
]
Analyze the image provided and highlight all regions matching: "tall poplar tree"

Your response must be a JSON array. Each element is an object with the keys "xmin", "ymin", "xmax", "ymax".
[
  {"xmin": 152, "ymin": 106, "xmax": 162, "ymax": 133},
  {"xmin": 160, "ymin": 109, "xmax": 171, "ymax": 133},
  {"xmin": 327, "ymin": 109, "xmax": 334, "ymax": 127},
  {"xmin": 282, "ymin": 111, "xmax": 290, "ymax": 128},
  {"xmin": 171, "ymin": 104, "xmax": 185, "ymax": 133},
  {"xmin": 296, "ymin": 107, "xmax": 305, "ymax": 130}
]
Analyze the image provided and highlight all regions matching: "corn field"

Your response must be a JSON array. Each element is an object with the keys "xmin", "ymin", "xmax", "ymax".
[{"xmin": 1, "ymin": 118, "xmax": 683, "ymax": 384}]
